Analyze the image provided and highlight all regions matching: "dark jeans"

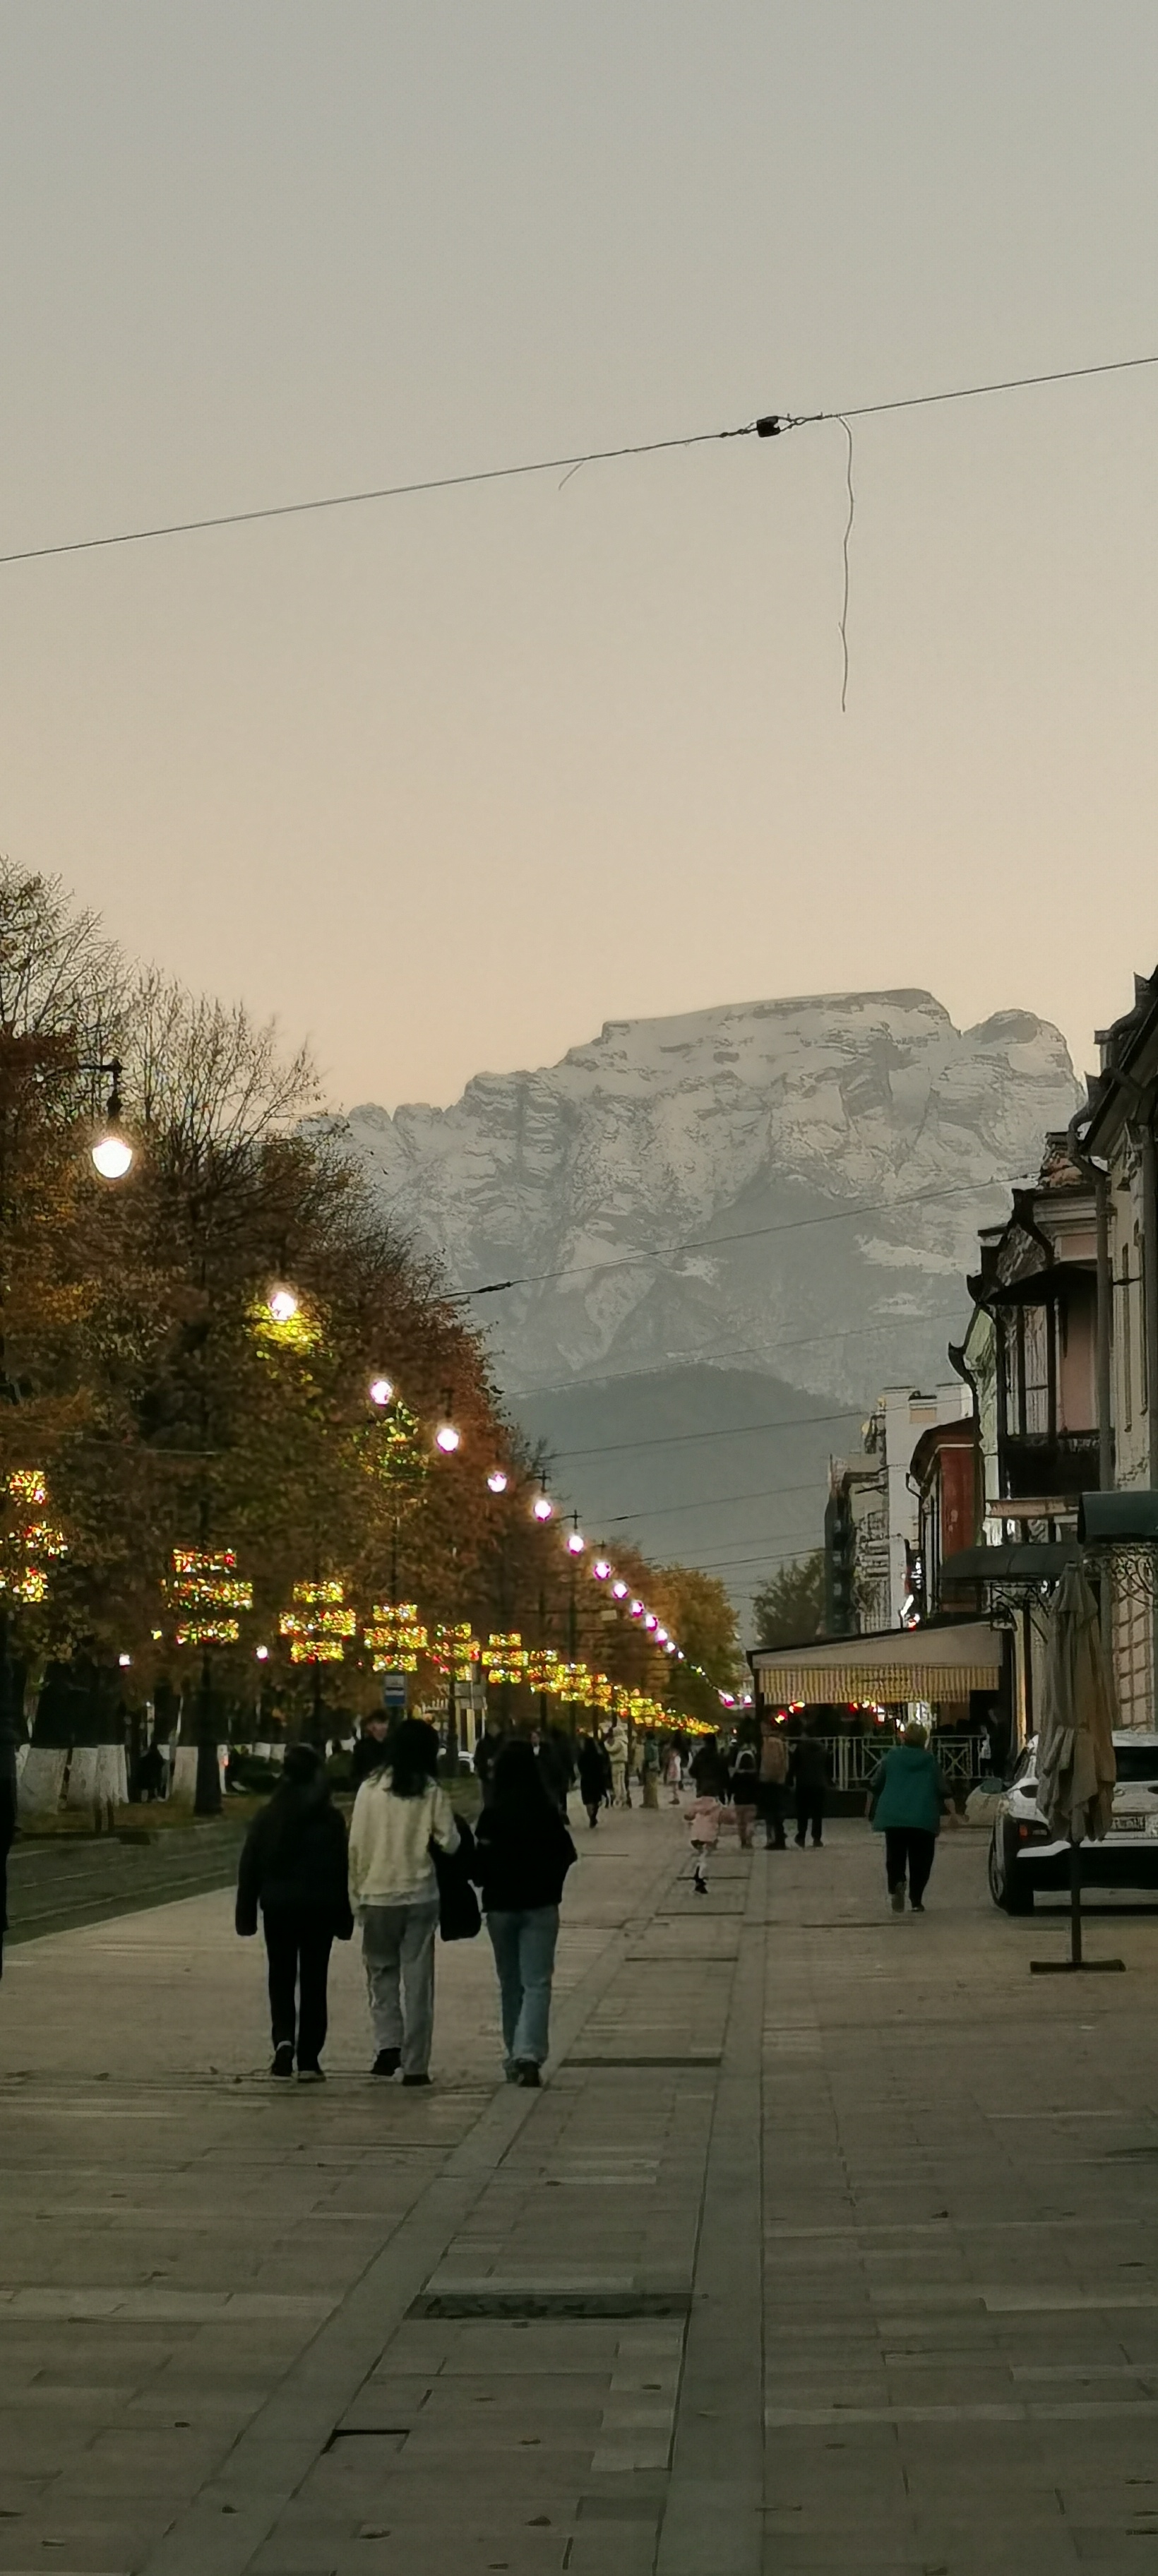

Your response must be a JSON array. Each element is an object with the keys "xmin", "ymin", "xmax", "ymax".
[
  {"xmin": 795, "ymin": 1791, "xmax": 824, "ymax": 1844},
  {"xmin": 263, "ymin": 1909, "xmax": 334, "ymax": 2067},
  {"xmin": 758, "ymin": 1782, "xmax": 786, "ymax": 1846},
  {"xmin": 884, "ymin": 1826, "xmax": 936, "ymax": 1904}
]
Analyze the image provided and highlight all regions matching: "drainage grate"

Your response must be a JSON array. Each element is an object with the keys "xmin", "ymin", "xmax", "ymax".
[
  {"xmin": 567, "ymin": 2053, "xmax": 722, "ymax": 2068},
  {"xmin": 410, "ymin": 2286, "xmax": 691, "ymax": 2320}
]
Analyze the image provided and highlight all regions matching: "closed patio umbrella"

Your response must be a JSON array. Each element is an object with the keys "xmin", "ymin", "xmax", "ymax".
[{"xmin": 1032, "ymin": 1563, "xmax": 1118, "ymax": 1972}]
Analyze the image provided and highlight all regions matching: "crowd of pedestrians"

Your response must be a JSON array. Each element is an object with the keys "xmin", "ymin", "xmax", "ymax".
[{"xmin": 234, "ymin": 1704, "xmax": 958, "ymax": 2081}]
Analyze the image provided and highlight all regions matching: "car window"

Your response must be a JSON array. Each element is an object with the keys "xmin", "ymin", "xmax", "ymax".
[{"xmin": 1112, "ymin": 1743, "xmax": 1158, "ymax": 1784}]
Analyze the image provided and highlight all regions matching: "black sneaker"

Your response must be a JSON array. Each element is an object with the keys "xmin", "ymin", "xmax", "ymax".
[
  {"xmin": 515, "ymin": 2061, "xmax": 541, "ymax": 2087},
  {"xmin": 270, "ymin": 2043, "xmax": 294, "ymax": 2080},
  {"xmin": 297, "ymin": 2065, "xmax": 325, "ymax": 2084},
  {"xmin": 373, "ymin": 2049, "xmax": 401, "ymax": 2078},
  {"xmin": 402, "ymin": 2072, "xmax": 431, "ymax": 2087}
]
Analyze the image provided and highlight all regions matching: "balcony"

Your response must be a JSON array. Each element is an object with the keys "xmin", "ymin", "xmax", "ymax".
[{"xmin": 998, "ymin": 1430, "xmax": 1101, "ymax": 1503}]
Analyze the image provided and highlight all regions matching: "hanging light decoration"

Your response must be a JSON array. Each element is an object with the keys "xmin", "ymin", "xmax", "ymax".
[
  {"xmin": 532, "ymin": 1491, "xmax": 554, "ymax": 1522},
  {"xmin": 527, "ymin": 1645, "xmax": 561, "ymax": 1696},
  {"xmin": 482, "ymin": 1631, "xmax": 530, "ymax": 1686},
  {"xmin": 431, "ymin": 1622, "xmax": 477, "ymax": 1681},
  {"xmin": 266, "ymin": 1284, "xmax": 299, "ymax": 1324},
  {"xmin": 369, "ymin": 1376, "xmax": 395, "ymax": 1407},
  {"xmin": 611, "ymin": 1578, "xmax": 628, "ymax": 1600},
  {"xmin": 487, "ymin": 1467, "xmax": 509, "ymax": 1493},
  {"xmin": 364, "ymin": 1602, "xmax": 428, "ymax": 1672},
  {"xmin": 280, "ymin": 1578, "xmax": 357, "ymax": 1664},
  {"xmin": 592, "ymin": 1558, "xmax": 611, "ymax": 1580},
  {"xmin": 167, "ymin": 1546, "xmax": 253, "ymax": 1646},
  {"xmin": 566, "ymin": 1527, "xmax": 585, "ymax": 1557}
]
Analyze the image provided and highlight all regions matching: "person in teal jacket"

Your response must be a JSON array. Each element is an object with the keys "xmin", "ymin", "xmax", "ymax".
[{"xmin": 866, "ymin": 1724, "xmax": 957, "ymax": 1913}]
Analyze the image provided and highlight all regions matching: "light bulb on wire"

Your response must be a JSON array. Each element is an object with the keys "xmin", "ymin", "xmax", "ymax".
[{"xmin": 487, "ymin": 1469, "xmax": 509, "ymax": 1495}]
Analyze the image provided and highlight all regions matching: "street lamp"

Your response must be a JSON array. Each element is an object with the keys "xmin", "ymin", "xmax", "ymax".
[
  {"xmin": 89, "ymin": 1060, "xmax": 133, "ymax": 1181},
  {"xmin": 369, "ymin": 1376, "xmax": 395, "ymax": 1407},
  {"xmin": 566, "ymin": 1525, "xmax": 585, "ymax": 1557},
  {"xmin": 487, "ymin": 1468, "xmax": 509, "ymax": 1494},
  {"xmin": 435, "ymin": 1388, "xmax": 460, "ymax": 1453},
  {"xmin": 267, "ymin": 1284, "xmax": 299, "ymax": 1323},
  {"xmin": 532, "ymin": 1491, "xmax": 554, "ymax": 1523}
]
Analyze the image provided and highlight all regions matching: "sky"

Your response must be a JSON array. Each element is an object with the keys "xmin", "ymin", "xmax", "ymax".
[{"xmin": 1, "ymin": 1, "xmax": 1156, "ymax": 1113}]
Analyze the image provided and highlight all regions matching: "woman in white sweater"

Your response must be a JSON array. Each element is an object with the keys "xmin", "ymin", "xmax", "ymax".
[{"xmin": 347, "ymin": 1717, "xmax": 459, "ymax": 2084}]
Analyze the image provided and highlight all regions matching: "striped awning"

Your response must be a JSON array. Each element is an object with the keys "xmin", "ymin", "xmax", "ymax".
[{"xmin": 751, "ymin": 1621, "xmax": 1004, "ymax": 1708}]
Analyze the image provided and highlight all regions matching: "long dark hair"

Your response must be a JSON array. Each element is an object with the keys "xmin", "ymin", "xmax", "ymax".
[
  {"xmin": 491, "ymin": 1736, "xmax": 556, "ymax": 1823},
  {"xmin": 385, "ymin": 1717, "xmax": 441, "ymax": 1799},
  {"xmin": 263, "ymin": 1741, "xmax": 329, "ymax": 1864}
]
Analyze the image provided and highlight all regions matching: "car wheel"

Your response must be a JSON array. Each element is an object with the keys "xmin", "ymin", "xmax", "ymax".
[{"xmin": 989, "ymin": 1827, "xmax": 1034, "ymax": 1913}]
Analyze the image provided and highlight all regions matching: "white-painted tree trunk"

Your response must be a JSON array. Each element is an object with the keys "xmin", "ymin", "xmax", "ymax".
[
  {"xmin": 17, "ymin": 1745, "xmax": 66, "ymax": 1817},
  {"xmin": 65, "ymin": 1746, "xmax": 128, "ymax": 1818},
  {"xmin": 168, "ymin": 1746, "xmax": 199, "ymax": 1806}
]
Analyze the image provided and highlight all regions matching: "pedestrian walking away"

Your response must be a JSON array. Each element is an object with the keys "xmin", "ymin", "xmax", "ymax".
[
  {"xmin": 235, "ymin": 1742, "xmax": 354, "ymax": 2081},
  {"xmin": 664, "ymin": 1741, "xmax": 683, "ymax": 1803},
  {"xmin": 729, "ymin": 1736, "xmax": 758, "ymax": 1848},
  {"xmin": 348, "ymin": 1717, "xmax": 460, "ymax": 2083},
  {"xmin": 475, "ymin": 1737, "xmax": 576, "ymax": 2085},
  {"xmin": 350, "ymin": 1710, "xmax": 392, "ymax": 1789},
  {"xmin": 789, "ymin": 1722, "xmax": 829, "ymax": 1847},
  {"xmin": 605, "ymin": 1715, "xmax": 630, "ymax": 1807},
  {"xmin": 686, "ymin": 1731, "xmax": 729, "ymax": 1891},
  {"xmin": 757, "ymin": 1715, "xmax": 789, "ymax": 1847},
  {"xmin": 577, "ymin": 1729, "xmax": 611, "ymax": 1828},
  {"xmin": 867, "ymin": 1722, "xmax": 957, "ymax": 1911},
  {"xmin": 472, "ymin": 1710, "xmax": 506, "ymax": 1808}
]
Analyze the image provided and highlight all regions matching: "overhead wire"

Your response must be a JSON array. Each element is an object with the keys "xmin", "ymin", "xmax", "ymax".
[
  {"xmin": 461, "ymin": 1174, "xmax": 1025, "ymax": 1299},
  {"xmin": 2, "ymin": 352, "xmax": 1156, "ymax": 571}
]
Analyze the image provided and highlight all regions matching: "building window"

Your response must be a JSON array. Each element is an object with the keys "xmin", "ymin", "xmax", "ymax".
[{"xmin": 1121, "ymin": 1248, "xmax": 1133, "ymax": 1430}]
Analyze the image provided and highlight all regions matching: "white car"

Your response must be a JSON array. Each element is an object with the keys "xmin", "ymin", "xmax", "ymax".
[{"xmin": 989, "ymin": 1731, "xmax": 1158, "ymax": 1912}]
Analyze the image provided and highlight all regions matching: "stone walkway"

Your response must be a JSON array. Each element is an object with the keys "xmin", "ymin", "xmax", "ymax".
[{"xmin": 3, "ymin": 1803, "xmax": 1158, "ymax": 2571}]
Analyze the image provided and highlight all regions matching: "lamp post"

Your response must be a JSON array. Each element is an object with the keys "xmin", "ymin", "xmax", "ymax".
[{"xmin": 84, "ymin": 1060, "xmax": 134, "ymax": 1181}]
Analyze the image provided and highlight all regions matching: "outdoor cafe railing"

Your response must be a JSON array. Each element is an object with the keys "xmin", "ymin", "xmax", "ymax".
[{"xmin": 814, "ymin": 1733, "xmax": 989, "ymax": 1791}]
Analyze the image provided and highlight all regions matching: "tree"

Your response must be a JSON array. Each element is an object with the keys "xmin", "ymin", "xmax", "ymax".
[{"xmin": 752, "ymin": 1552, "xmax": 825, "ymax": 1651}]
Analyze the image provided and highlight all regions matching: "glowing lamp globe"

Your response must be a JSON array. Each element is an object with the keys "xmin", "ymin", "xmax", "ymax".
[
  {"xmin": 92, "ymin": 1131, "xmax": 133, "ymax": 1181},
  {"xmin": 369, "ymin": 1376, "xmax": 394, "ymax": 1407},
  {"xmin": 532, "ymin": 1495, "xmax": 554, "ymax": 1522},
  {"xmin": 611, "ymin": 1580, "xmax": 628, "ymax": 1600},
  {"xmin": 644, "ymin": 1613, "xmax": 657, "ymax": 1631},
  {"xmin": 268, "ymin": 1286, "xmax": 299, "ymax": 1324},
  {"xmin": 656, "ymin": 1626, "xmax": 668, "ymax": 1644},
  {"xmin": 117, "ymin": 1653, "xmax": 131, "ymax": 1668},
  {"xmin": 487, "ymin": 1469, "xmax": 509, "ymax": 1494},
  {"xmin": 566, "ymin": 1530, "xmax": 585, "ymax": 1556},
  {"xmin": 256, "ymin": 1645, "xmax": 270, "ymax": 1662},
  {"xmin": 593, "ymin": 1559, "xmax": 610, "ymax": 1580},
  {"xmin": 435, "ymin": 1423, "xmax": 460, "ymax": 1454},
  {"xmin": 629, "ymin": 1599, "xmax": 644, "ymax": 1618}
]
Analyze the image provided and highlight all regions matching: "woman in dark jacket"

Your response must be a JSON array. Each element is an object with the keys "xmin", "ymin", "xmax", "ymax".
[
  {"xmin": 576, "ymin": 1731, "xmax": 611, "ymax": 1829},
  {"xmin": 236, "ymin": 1742, "xmax": 353, "ymax": 2081},
  {"xmin": 475, "ymin": 1738, "xmax": 576, "ymax": 2085}
]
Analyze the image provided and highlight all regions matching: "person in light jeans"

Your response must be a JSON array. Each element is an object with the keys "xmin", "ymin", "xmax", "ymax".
[
  {"xmin": 348, "ymin": 1717, "xmax": 460, "ymax": 2085},
  {"xmin": 475, "ymin": 1738, "xmax": 576, "ymax": 2087}
]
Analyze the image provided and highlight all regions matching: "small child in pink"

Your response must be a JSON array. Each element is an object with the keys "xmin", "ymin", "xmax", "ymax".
[{"xmin": 684, "ymin": 1792, "xmax": 721, "ymax": 1895}]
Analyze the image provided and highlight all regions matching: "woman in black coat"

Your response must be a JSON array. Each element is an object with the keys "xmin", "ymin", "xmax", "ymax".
[
  {"xmin": 236, "ymin": 1743, "xmax": 353, "ymax": 2081},
  {"xmin": 576, "ymin": 1731, "xmax": 611, "ymax": 1829},
  {"xmin": 475, "ymin": 1738, "xmax": 576, "ymax": 2085}
]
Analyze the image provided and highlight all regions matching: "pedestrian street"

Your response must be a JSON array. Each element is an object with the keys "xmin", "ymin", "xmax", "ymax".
[{"xmin": 3, "ymin": 1802, "xmax": 1158, "ymax": 2572}]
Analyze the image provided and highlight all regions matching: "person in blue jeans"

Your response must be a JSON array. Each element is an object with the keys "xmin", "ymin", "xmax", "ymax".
[{"xmin": 474, "ymin": 1737, "xmax": 576, "ymax": 2087}]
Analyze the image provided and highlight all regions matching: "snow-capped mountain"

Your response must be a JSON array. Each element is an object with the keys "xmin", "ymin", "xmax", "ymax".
[
  {"xmin": 342, "ymin": 990, "xmax": 1078, "ymax": 1612},
  {"xmin": 345, "ymin": 989, "xmax": 1078, "ymax": 1403}
]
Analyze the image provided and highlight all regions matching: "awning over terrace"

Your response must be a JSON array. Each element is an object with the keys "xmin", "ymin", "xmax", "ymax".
[{"xmin": 751, "ymin": 1621, "xmax": 1005, "ymax": 1707}]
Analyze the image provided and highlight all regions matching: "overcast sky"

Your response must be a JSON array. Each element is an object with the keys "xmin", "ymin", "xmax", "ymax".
[{"xmin": 1, "ymin": 2, "xmax": 1155, "ymax": 1110}]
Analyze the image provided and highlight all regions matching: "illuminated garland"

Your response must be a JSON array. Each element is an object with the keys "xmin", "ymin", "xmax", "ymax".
[
  {"xmin": 364, "ymin": 1601, "xmax": 428, "ymax": 1672},
  {"xmin": 0, "ymin": 1467, "xmax": 67, "ymax": 1604},
  {"xmin": 281, "ymin": 1578, "xmax": 357, "ymax": 1665},
  {"xmin": 527, "ymin": 1646, "xmax": 561, "ymax": 1695},
  {"xmin": 431, "ymin": 1621, "xmax": 477, "ymax": 1681},
  {"xmin": 166, "ymin": 1546, "xmax": 253, "ymax": 1646},
  {"xmin": 482, "ymin": 1631, "xmax": 530, "ymax": 1686}
]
